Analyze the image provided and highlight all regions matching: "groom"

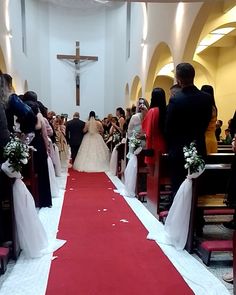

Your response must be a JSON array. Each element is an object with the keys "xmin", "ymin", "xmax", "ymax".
[{"xmin": 66, "ymin": 112, "xmax": 85, "ymax": 164}]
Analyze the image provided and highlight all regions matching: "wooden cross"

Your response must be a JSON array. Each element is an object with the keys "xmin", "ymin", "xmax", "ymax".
[{"xmin": 57, "ymin": 41, "xmax": 98, "ymax": 106}]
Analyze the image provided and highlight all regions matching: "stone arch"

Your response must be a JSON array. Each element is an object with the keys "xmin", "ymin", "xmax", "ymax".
[
  {"xmin": 145, "ymin": 42, "xmax": 173, "ymax": 100},
  {"xmin": 124, "ymin": 83, "xmax": 130, "ymax": 107},
  {"xmin": 24, "ymin": 80, "xmax": 28, "ymax": 92},
  {"xmin": 130, "ymin": 75, "xmax": 142, "ymax": 103},
  {"xmin": 153, "ymin": 75, "xmax": 174, "ymax": 103},
  {"xmin": 183, "ymin": 2, "xmax": 236, "ymax": 124},
  {"xmin": 192, "ymin": 61, "xmax": 213, "ymax": 89},
  {"xmin": 0, "ymin": 46, "xmax": 7, "ymax": 73}
]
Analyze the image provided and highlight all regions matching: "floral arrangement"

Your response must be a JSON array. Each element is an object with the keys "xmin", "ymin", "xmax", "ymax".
[
  {"xmin": 3, "ymin": 136, "xmax": 30, "ymax": 173},
  {"xmin": 130, "ymin": 130, "xmax": 142, "ymax": 151},
  {"xmin": 112, "ymin": 132, "xmax": 121, "ymax": 145},
  {"xmin": 183, "ymin": 142, "xmax": 205, "ymax": 175}
]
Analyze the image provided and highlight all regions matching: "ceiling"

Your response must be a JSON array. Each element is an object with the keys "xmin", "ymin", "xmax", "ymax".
[{"xmin": 39, "ymin": 0, "xmax": 221, "ymax": 9}]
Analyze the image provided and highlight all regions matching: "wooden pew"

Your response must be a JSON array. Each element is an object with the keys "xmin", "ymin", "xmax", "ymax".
[
  {"xmin": 217, "ymin": 144, "xmax": 233, "ymax": 153},
  {"xmin": 234, "ymin": 230, "xmax": 236, "ymax": 295},
  {"xmin": 136, "ymin": 149, "xmax": 149, "ymax": 201},
  {"xmin": 159, "ymin": 153, "xmax": 235, "ymax": 223},
  {"xmin": 185, "ymin": 163, "xmax": 231, "ymax": 255},
  {"xmin": 146, "ymin": 152, "xmax": 172, "ymax": 217},
  {"xmin": 206, "ymin": 153, "xmax": 235, "ymax": 164},
  {"xmin": 0, "ymin": 171, "xmax": 20, "ymax": 263},
  {"xmin": 115, "ymin": 142, "xmax": 126, "ymax": 179}
]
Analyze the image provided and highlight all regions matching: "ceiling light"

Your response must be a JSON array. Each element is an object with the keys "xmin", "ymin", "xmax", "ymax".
[
  {"xmin": 93, "ymin": 0, "xmax": 109, "ymax": 3},
  {"xmin": 196, "ymin": 27, "xmax": 235, "ymax": 54}
]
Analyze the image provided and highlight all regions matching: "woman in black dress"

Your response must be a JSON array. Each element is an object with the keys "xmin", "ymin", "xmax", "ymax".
[{"xmin": 23, "ymin": 91, "xmax": 52, "ymax": 208}]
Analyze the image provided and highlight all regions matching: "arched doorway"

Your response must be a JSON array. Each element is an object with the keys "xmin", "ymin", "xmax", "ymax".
[
  {"xmin": 145, "ymin": 42, "xmax": 174, "ymax": 100},
  {"xmin": 184, "ymin": 2, "xmax": 236, "ymax": 125},
  {"xmin": 0, "ymin": 46, "xmax": 7, "ymax": 73},
  {"xmin": 130, "ymin": 75, "xmax": 142, "ymax": 105},
  {"xmin": 153, "ymin": 75, "xmax": 174, "ymax": 103},
  {"xmin": 24, "ymin": 80, "xmax": 28, "ymax": 92},
  {"xmin": 124, "ymin": 83, "xmax": 130, "ymax": 107}
]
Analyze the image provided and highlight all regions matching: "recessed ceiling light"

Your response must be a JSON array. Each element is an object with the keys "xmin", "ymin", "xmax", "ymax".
[
  {"xmin": 94, "ymin": 0, "xmax": 109, "ymax": 4},
  {"xmin": 196, "ymin": 27, "xmax": 235, "ymax": 54}
]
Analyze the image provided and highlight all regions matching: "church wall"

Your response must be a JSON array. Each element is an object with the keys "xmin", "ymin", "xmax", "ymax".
[
  {"xmin": 0, "ymin": 0, "xmax": 50, "ymax": 105},
  {"xmin": 104, "ymin": 3, "xmax": 127, "ymax": 115},
  {"xmin": 112, "ymin": 2, "xmax": 203, "ymax": 103},
  {"xmin": 215, "ymin": 45, "xmax": 236, "ymax": 128},
  {"xmin": 48, "ymin": 5, "xmax": 106, "ymax": 121}
]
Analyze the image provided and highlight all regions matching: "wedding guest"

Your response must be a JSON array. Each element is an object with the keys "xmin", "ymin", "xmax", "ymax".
[
  {"xmin": 127, "ymin": 98, "xmax": 149, "ymax": 155},
  {"xmin": 142, "ymin": 88, "xmax": 166, "ymax": 174},
  {"xmin": 112, "ymin": 107, "xmax": 125, "ymax": 136},
  {"xmin": 223, "ymin": 129, "xmax": 232, "ymax": 144},
  {"xmin": 223, "ymin": 111, "xmax": 236, "ymax": 229},
  {"xmin": 166, "ymin": 63, "xmax": 212, "ymax": 197},
  {"xmin": 0, "ymin": 74, "xmax": 10, "ymax": 162},
  {"xmin": 215, "ymin": 119, "xmax": 223, "ymax": 141},
  {"xmin": 229, "ymin": 111, "xmax": 236, "ymax": 138},
  {"xmin": 54, "ymin": 116, "xmax": 69, "ymax": 167},
  {"xmin": 106, "ymin": 117, "xmax": 121, "ymax": 151},
  {"xmin": 201, "ymin": 85, "xmax": 218, "ymax": 154},
  {"xmin": 23, "ymin": 91, "xmax": 52, "ymax": 208},
  {"xmin": 66, "ymin": 112, "xmax": 85, "ymax": 164},
  {"xmin": 0, "ymin": 73, "xmax": 10, "ymax": 244},
  {"xmin": 169, "ymin": 83, "xmax": 181, "ymax": 98}
]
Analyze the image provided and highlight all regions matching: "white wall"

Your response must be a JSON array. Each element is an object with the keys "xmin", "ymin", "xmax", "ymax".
[
  {"xmin": 0, "ymin": 0, "xmax": 204, "ymax": 120},
  {"xmin": 48, "ymin": 4, "xmax": 107, "ymax": 121}
]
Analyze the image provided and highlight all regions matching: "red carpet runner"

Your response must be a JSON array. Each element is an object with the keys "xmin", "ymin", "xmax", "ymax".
[{"xmin": 46, "ymin": 170, "xmax": 193, "ymax": 295}]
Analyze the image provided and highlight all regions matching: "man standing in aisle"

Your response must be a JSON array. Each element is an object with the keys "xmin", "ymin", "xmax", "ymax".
[
  {"xmin": 66, "ymin": 112, "xmax": 85, "ymax": 164},
  {"xmin": 166, "ymin": 63, "xmax": 212, "ymax": 197}
]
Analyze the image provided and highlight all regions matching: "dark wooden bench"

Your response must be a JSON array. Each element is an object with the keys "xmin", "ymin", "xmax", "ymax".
[
  {"xmin": 217, "ymin": 144, "xmax": 233, "ymax": 153},
  {"xmin": 116, "ymin": 142, "xmax": 126, "ymax": 179},
  {"xmin": 136, "ymin": 149, "xmax": 149, "ymax": 201},
  {"xmin": 199, "ymin": 240, "xmax": 233, "ymax": 266},
  {"xmin": 233, "ymin": 230, "xmax": 236, "ymax": 294},
  {"xmin": 0, "ymin": 247, "xmax": 10, "ymax": 274},
  {"xmin": 206, "ymin": 153, "xmax": 234, "ymax": 164},
  {"xmin": 0, "ymin": 170, "xmax": 21, "ymax": 271},
  {"xmin": 159, "ymin": 153, "xmax": 235, "ymax": 223},
  {"xmin": 185, "ymin": 163, "xmax": 232, "ymax": 259},
  {"xmin": 146, "ymin": 152, "xmax": 172, "ymax": 217}
]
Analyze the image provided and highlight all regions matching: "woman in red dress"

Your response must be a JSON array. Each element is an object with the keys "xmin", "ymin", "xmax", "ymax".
[{"xmin": 142, "ymin": 87, "xmax": 167, "ymax": 173}]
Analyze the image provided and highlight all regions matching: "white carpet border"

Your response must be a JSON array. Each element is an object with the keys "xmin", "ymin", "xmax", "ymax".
[
  {"xmin": 106, "ymin": 171, "xmax": 230, "ymax": 295},
  {"xmin": 0, "ymin": 172, "xmax": 68, "ymax": 295}
]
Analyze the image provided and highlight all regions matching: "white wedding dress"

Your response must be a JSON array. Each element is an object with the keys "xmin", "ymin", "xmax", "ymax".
[{"xmin": 73, "ymin": 117, "xmax": 110, "ymax": 172}]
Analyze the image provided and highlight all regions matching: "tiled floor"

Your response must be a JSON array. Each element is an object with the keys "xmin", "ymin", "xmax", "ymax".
[{"xmin": 193, "ymin": 223, "xmax": 234, "ymax": 294}]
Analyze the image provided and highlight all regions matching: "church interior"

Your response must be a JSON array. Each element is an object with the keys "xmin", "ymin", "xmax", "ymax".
[{"xmin": 0, "ymin": 0, "xmax": 236, "ymax": 294}]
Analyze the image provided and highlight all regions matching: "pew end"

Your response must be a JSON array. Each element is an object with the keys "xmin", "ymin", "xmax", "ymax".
[{"xmin": 0, "ymin": 247, "xmax": 10, "ymax": 274}]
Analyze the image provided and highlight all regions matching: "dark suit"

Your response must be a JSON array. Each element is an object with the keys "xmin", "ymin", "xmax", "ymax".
[
  {"xmin": 66, "ymin": 118, "xmax": 85, "ymax": 163},
  {"xmin": 166, "ymin": 85, "xmax": 212, "ymax": 195}
]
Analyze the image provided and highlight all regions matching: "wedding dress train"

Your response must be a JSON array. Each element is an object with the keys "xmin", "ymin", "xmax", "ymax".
[{"xmin": 73, "ymin": 117, "xmax": 110, "ymax": 172}]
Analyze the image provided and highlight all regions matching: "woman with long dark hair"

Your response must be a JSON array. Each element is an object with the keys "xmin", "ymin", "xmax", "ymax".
[
  {"xmin": 73, "ymin": 111, "xmax": 110, "ymax": 172},
  {"xmin": 201, "ymin": 85, "xmax": 218, "ymax": 154},
  {"xmin": 142, "ymin": 87, "xmax": 167, "ymax": 170}
]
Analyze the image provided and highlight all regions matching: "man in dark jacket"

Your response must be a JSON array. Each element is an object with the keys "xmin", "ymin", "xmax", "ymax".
[
  {"xmin": 166, "ymin": 63, "xmax": 212, "ymax": 196},
  {"xmin": 66, "ymin": 112, "xmax": 85, "ymax": 164}
]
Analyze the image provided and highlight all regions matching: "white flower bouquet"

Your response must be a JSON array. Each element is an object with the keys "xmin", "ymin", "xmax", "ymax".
[
  {"xmin": 130, "ymin": 130, "xmax": 142, "ymax": 151},
  {"xmin": 3, "ymin": 136, "xmax": 30, "ymax": 173},
  {"xmin": 112, "ymin": 132, "xmax": 121, "ymax": 144},
  {"xmin": 183, "ymin": 142, "xmax": 205, "ymax": 176}
]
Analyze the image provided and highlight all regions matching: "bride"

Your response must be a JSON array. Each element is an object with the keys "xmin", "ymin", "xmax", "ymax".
[{"xmin": 73, "ymin": 111, "xmax": 110, "ymax": 172}]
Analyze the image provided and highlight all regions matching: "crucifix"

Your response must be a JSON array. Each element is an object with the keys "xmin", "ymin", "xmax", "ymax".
[{"xmin": 57, "ymin": 41, "xmax": 98, "ymax": 106}]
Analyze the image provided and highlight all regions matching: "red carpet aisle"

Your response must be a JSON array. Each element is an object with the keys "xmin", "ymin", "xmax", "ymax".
[{"xmin": 46, "ymin": 170, "xmax": 193, "ymax": 295}]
